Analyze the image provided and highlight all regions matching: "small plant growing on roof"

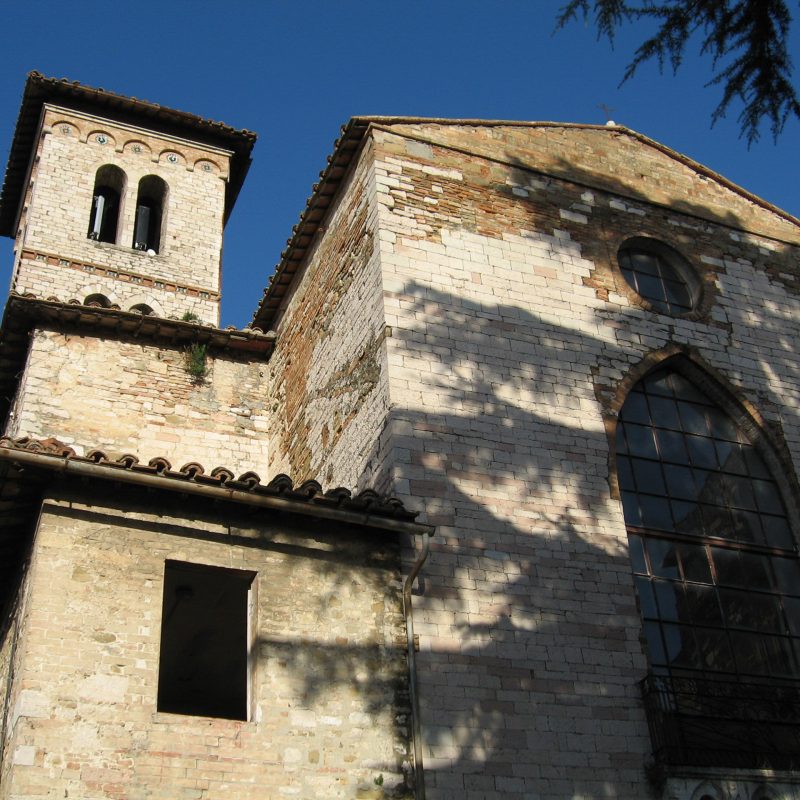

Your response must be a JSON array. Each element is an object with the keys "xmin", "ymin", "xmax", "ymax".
[
  {"xmin": 181, "ymin": 311, "xmax": 200, "ymax": 322},
  {"xmin": 184, "ymin": 342, "xmax": 208, "ymax": 383}
]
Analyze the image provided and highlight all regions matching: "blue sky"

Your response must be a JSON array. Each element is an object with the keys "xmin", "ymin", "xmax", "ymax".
[{"xmin": 1, "ymin": 1, "xmax": 797, "ymax": 327}]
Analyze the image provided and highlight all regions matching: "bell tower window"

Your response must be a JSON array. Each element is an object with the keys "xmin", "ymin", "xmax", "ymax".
[
  {"xmin": 87, "ymin": 165, "xmax": 125, "ymax": 244},
  {"xmin": 133, "ymin": 175, "xmax": 167, "ymax": 253}
]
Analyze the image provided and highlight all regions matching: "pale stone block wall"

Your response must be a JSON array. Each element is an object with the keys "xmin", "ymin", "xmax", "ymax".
[
  {"xmin": 268, "ymin": 138, "xmax": 392, "ymax": 490},
  {"xmin": 1, "ymin": 491, "xmax": 412, "ymax": 799},
  {"xmin": 357, "ymin": 126, "xmax": 800, "ymax": 799},
  {"xmin": 7, "ymin": 330, "xmax": 270, "ymax": 476},
  {"xmin": 11, "ymin": 107, "xmax": 230, "ymax": 324}
]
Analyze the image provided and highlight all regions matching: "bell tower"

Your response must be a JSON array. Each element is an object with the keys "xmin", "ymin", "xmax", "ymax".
[{"xmin": 0, "ymin": 73, "xmax": 256, "ymax": 324}]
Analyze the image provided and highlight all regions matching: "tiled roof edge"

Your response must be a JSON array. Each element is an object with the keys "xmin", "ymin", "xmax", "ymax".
[
  {"xmin": 0, "ymin": 436, "xmax": 431, "ymax": 536},
  {"xmin": 250, "ymin": 118, "xmax": 370, "ymax": 329},
  {"xmin": 5, "ymin": 292, "xmax": 276, "ymax": 349}
]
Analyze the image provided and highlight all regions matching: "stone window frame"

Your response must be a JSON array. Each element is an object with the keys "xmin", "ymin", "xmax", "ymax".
[
  {"xmin": 611, "ymin": 235, "xmax": 713, "ymax": 321},
  {"xmin": 132, "ymin": 174, "xmax": 169, "ymax": 255},
  {"xmin": 618, "ymin": 366, "xmax": 800, "ymax": 683},
  {"xmin": 606, "ymin": 349, "xmax": 800, "ymax": 533},
  {"xmin": 612, "ymin": 353, "xmax": 800, "ymax": 769}
]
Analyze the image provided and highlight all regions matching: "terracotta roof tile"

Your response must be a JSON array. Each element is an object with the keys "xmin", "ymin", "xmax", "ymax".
[{"xmin": 0, "ymin": 435, "xmax": 426, "ymax": 527}]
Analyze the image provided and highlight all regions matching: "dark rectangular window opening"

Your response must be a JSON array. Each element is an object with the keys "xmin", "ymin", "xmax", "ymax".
[{"xmin": 157, "ymin": 560, "xmax": 256, "ymax": 721}]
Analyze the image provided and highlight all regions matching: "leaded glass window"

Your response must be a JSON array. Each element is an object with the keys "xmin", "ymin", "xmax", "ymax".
[
  {"xmin": 618, "ymin": 368, "xmax": 800, "ymax": 684},
  {"xmin": 618, "ymin": 240, "xmax": 697, "ymax": 315}
]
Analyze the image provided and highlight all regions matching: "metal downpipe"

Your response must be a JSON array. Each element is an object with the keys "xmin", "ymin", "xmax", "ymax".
[{"xmin": 403, "ymin": 531, "xmax": 430, "ymax": 800}]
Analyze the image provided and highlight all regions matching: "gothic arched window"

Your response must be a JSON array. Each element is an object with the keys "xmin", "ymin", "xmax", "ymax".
[
  {"xmin": 132, "ymin": 175, "xmax": 167, "ymax": 253},
  {"xmin": 618, "ymin": 367, "xmax": 800, "ymax": 684},
  {"xmin": 87, "ymin": 165, "xmax": 125, "ymax": 244}
]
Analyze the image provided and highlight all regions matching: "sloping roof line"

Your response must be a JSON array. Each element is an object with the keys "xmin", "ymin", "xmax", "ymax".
[
  {"xmin": 0, "ymin": 436, "xmax": 430, "ymax": 536},
  {"xmin": 5, "ymin": 292, "xmax": 273, "ymax": 344},
  {"xmin": 250, "ymin": 116, "xmax": 800, "ymax": 329},
  {"xmin": 0, "ymin": 72, "xmax": 258, "ymax": 236},
  {"xmin": 0, "ymin": 434, "xmax": 431, "ymax": 614}
]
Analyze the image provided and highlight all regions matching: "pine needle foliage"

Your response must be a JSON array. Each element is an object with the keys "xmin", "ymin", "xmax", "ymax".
[{"xmin": 556, "ymin": 0, "xmax": 800, "ymax": 145}]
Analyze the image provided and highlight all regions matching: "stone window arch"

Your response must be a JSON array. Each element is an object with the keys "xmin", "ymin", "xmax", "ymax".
[
  {"xmin": 132, "ymin": 175, "xmax": 167, "ymax": 253},
  {"xmin": 87, "ymin": 165, "xmax": 125, "ymax": 244},
  {"xmin": 617, "ymin": 363, "xmax": 800, "ymax": 767},
  {"xmin": 617, "ymin": 237, "xmax": 701, "ymax": 315}
]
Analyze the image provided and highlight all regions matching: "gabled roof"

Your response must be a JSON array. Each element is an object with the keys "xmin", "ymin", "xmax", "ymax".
[
  {"xmin": 0, "ymin": 72, "xmax": 258, "ymax": 236},
  {"xmin": 251, "ymin": 117, "xmax": 800, "ymax": 330}
]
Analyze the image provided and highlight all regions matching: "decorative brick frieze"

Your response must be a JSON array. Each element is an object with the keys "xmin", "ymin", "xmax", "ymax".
[{"xmin": 16, "ymin": 248, "xmax": 219, "ymax": 301}]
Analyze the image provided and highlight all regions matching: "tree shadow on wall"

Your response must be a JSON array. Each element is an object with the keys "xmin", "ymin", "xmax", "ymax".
[
  {"xmin": 264, "ymin": 149, "xmax": 800, "ymax": 798},
  {"xmin": 256, "ymin": 282, "xmax": 649, "ymax": 797},
  {"xmin": 380, "ymin": 226, "xmax": 798, "ymax": 795},
  {"xmin": 377, "ymin": 280, "xmax": 657, "ymax": 800}
]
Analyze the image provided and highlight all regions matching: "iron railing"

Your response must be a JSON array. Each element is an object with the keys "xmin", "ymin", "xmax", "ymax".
[{"xmin": 641, "ymin": 673, "xmax": 800, "ymax": 770}]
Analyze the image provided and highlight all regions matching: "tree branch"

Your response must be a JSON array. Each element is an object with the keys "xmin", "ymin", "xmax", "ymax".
[{"xmin": 555, "ymin": 0, "xmax": 800, "ymax": 143}]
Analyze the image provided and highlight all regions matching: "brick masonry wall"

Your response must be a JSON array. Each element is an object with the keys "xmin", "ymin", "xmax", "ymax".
[
  {"xmin": 352, "ymin": 125, "xmax": 800, "ymax": 799},
  {"xmin": 268, "ymin": 139, "xmax": 393, "ymax": 490},
  {"xmin": 1, "ymin": 489, "xmax": 412, "ymax": 799},
  {"xmin": 7, "ymin": 330, "xmax": 270, "ymax": 476},
  {"xmin": 12, "ymin": 107, "xmax": 230, "ymax": 325}
]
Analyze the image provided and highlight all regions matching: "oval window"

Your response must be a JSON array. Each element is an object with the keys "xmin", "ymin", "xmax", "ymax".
[{"xmin": 618, "ymin": 238, "xmax": 699, "ymax": 315}]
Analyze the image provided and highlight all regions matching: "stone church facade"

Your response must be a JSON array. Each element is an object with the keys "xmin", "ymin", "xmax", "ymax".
[{"xmin": 1, "ymin": 73, "xmax": 799, "ymax": 800}]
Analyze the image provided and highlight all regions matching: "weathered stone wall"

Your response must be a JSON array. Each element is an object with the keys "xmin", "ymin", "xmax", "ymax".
[
  {"xmin": 7, "ymin": 329, "xmax": 269, "ymax": 476},
  {"xmin": 0, "ymin": 551, "xmax": 36, "ymax": 793},
  {"xmin": 1, "ymin": 488, "xmax": 412, "ymax": 799},
  {"xmin": 268, "ymin": 138, "xmax": 392, "ymax": 489},
  {"xmin": 359, "ymin": 125, "xmax": 800, "ymax": 799},
  {"xmin": 380, "ymin": 122, "xmax": 800, "ymax": 245},
  {"xmin": 13, "ymin": 250, "xmax": 219, "ymax": 321},
  {"xmin": 12, "ymin": 106, "xmax": 230, "ymax": 324}
]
